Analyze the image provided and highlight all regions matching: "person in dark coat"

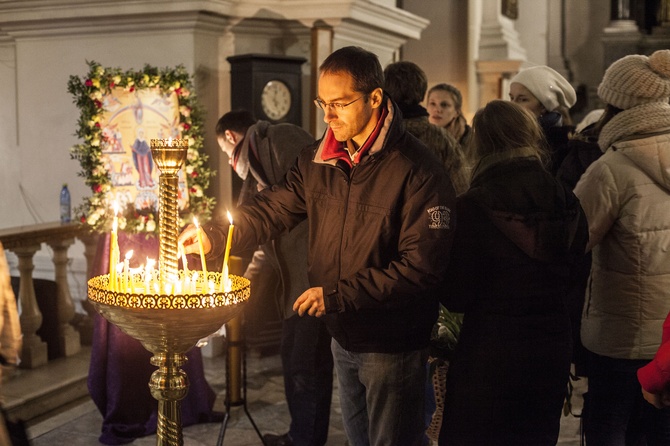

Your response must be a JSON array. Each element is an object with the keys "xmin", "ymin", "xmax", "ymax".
[
  {"xmin": 181, "ymin": 46, "xmax": 456, "ymax": 446},
  {"xmin": 439, "ymin": 100, "xmax": 588, "ymax": 446},
  {"xmin": 215, "ymin": 110, "xmax": 333, "ymax": 446}
]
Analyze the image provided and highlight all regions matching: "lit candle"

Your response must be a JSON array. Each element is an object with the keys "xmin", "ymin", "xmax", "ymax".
[
  {"xmin": 191, "ymin": 271, "xmax": 199, "ymax": 294},
  {"xmin": 144, "ymin": 258, "xmax": 155, "ymax": 293},
  {"xmin": 115, "ymin": 262, "xmax": 124, "ymax": 292},
  {"xmin": 108, "ymin": 201, "xmax": 120, "ymax": 291},
  {"xmin": 178, "ymin": 242, "xmax": 189, "ymax": 274},
  {"xmin": 123, "ymin": 250, "xmax": 134, "ymax": 293},
  {"xmin": 220, "ymin": 211, "xmax": 234, "ymax": 291},
  {"xmin": 193, "ymin": 217, "xmax": 208, "ymax": 279}
]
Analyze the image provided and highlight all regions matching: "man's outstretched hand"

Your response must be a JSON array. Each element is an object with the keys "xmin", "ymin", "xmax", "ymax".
[{"xmin": 178, "ymin": 224, "xmax": 212, "ymax": 255}]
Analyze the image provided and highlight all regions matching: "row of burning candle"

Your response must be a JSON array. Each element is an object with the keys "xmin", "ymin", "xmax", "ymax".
[{"xmin": 107, "ymin": 202, "xmax": 236, "ymax": 295}]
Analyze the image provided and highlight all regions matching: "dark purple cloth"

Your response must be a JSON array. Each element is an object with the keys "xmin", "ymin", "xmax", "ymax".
[{"xmin": 87, "ymin": 232, "xmax": 220, "ymax": 445}]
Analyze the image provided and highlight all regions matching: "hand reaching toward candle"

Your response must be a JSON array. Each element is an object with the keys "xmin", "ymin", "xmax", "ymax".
[
  {"xmin": 293, "ymin": 287, "xmax": 326, "ymax": 317},
  {"xmin": 178, "ymin": 224, "xmax": 212, "ymax": 256}
]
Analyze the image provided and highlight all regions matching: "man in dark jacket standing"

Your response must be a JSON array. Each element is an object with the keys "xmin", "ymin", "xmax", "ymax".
[
  {"xmin": 215, "ymin": 110, "xmax": 333, "ymax": 446},
  {"xmin": 180, "ymin": 46, "xmax": 456, "ymax": 445}
]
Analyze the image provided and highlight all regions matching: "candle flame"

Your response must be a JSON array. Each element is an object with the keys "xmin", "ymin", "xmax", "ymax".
[
  {"xmin": 193, "ymin": 217, "xmax": 200, "ymax": 228},
  {"xmin": 227, "ymin": 210, "xmax": 233, "ymax": 225},
  {"xmin": 146, "ymin": 258, "xmax": 156, "ymax": 268},
  {"xmin": 168, "ymin": 137, "xmax": 173, "ymax": 147},
  {"xmin": 125, "ymin": 250, "xmax": 134, "ymax": 260}
]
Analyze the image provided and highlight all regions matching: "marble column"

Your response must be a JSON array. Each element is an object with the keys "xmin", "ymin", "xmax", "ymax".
[
  {"xmin": 47, "ymin": 237, "xmax": 81, "ymax": 357},
  {"xmin": 602, "ymin": 0, "xmax": 641, "ymax": 68},
  {"xmin": 13, "ymin": 245, "xmax": 48, "ymax": 369}
]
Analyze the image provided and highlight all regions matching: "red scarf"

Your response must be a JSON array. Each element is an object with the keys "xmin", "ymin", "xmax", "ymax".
[{"xmin": 320, "ymin": 106, "xmax": 388, "ymax": 167}]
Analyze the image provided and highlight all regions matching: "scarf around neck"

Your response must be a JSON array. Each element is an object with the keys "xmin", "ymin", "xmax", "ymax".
[
  {"xmin": 598, "ymin": 102, "xmax": 670, "ymax": 151},
  {"xmin": 320, "ymin": 103, "xmax": 389, "ymax": 168}
]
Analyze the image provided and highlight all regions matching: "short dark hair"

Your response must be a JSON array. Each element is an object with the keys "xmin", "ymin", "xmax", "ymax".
[
  {"xmin": 383, "ymin": 61, "xmax": 427, "ymax": 106},
  {"xmin": 215, "ymin": 109, "xmax": 256, "ymax": 136},
  {"xmin": 319, "ymin": 46, "xmax": 384, "ymax": 95}
]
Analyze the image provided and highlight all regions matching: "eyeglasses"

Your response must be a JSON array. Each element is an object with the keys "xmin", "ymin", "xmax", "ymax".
[{"xmin": 314, "ymin": 95, "xmax": 365, "ymax": 111}]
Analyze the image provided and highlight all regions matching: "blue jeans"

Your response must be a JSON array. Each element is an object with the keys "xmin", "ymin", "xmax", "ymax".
[
  {"xmin": 584, "ymin": 350, "xmax": 670, "ymax": 446},
  {"xmin": 331, "ymin": 339, "xmax": 427, "ymax": 446},
  {"xmin": 281, "ymin": 315, "xmax": 333, "ymax": 446}
]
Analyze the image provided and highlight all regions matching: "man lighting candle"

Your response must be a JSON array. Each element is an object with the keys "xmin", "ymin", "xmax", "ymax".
[{"xmin": 179, "ymin": 47, "xmax": 456, "ymax": 446}]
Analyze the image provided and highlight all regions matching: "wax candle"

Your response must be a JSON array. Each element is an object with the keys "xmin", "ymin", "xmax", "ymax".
[
  {"xmin": 108, "ymin": 201, "xmax": 120, "ymax": 291},
  {"xmin": 220, "ymin": 211, "xmax": 234, "ymax": 291},
  {"xmin": 115, "ymin": 262, "xmax": 123, "ymax": 292},
  {"xmin": 144, "ymin": 258, "xmax": 155, "ymax": 293},
  {"xmin": 194, "ymin": 217, "xmax": 208, "ymax": 278},
  {"xmin": 123, "ymin": 250, "xmax": 134, "ymax": 293},
  {"xmin": 178, "ymin": 242, "xmax": 189, "ymax": 273}
]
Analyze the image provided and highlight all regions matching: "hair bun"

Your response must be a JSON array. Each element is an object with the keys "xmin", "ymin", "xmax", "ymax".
[{"xmin": 650, "ymin": 50, "xmax": 670, "ymax": 79}]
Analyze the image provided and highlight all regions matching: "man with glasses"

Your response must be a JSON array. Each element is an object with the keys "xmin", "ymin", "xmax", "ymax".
[{"xmin": 180, "ymin": 46, "xmax": 456, "ymax": 445}]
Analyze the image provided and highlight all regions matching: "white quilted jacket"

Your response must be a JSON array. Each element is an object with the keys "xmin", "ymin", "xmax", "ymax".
[{"xmin": 575, "ymin": 130, "xmax": 670, "ymax": 359}]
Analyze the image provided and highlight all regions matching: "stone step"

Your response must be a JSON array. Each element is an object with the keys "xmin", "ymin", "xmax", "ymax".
[{"xmin": 3, "ymin": 347, "xmax": 91, "ymax": 425}]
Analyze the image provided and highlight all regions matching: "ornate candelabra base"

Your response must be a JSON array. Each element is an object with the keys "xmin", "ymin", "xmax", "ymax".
[{"xmin": 88, "ymin": 273, "xmax": 250, "ymax": 446}]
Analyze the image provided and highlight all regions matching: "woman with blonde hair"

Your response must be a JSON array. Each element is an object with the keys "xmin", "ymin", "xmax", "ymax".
[
  {"xmin": 427, "ymin": 83, "xmax": 471, "ymax": 148},
  {"xmin": 438, "ymin": 100, "xmax": 588, "ymax": 445}
]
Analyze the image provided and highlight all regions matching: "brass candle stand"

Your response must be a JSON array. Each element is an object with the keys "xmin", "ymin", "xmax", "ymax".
[{"xmin": 88, "ymin": 138, "xmax": 249, "ymax": 446}]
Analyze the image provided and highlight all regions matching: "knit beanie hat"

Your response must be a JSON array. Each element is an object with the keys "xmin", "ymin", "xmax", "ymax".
[
  {"xmin": 510, "ymin": 65, "xmax": 576, "ymax": 112},
  {"xmin": 597, "ymin": 49, "xmax": 670, "ymax": 110}
]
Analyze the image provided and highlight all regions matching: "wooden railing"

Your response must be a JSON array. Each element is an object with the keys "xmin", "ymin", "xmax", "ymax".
[{"xmin": 0, "ymin": 222, "xmax": 99, "ymax": 368}]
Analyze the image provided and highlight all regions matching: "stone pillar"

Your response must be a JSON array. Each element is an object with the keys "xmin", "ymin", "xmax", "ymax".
[
  {"xmin": 645, "ymin": 0, "xmax": 670, "ymax": 53},
  {"xmin": 13, "ymin": 245, "xmax": 48, "ymax": 369},
  {"xmin": 602, "ymin": 0, "xmax": 641, "ymax": 69},
  {"xmin": 474, "ymin": 0, "xmax": 526, "ymax": 107},
  {"xmin": 475, "ymin": 59, "xmax": 524, "ymax": 108},
  {"xmin": 47, "ymin": 237, "xmax": 81, "ymax": 357}
]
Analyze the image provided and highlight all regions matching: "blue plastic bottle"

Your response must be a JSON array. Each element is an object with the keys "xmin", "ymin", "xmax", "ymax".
[{"xmin": 60, "ymin": 183, "xmax": 71, "ymax": 223}]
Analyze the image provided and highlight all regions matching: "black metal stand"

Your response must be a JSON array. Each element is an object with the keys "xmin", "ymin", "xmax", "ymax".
[{"xmin": 216, "ymin": 319, "xmax": 266, "ymax": 446}]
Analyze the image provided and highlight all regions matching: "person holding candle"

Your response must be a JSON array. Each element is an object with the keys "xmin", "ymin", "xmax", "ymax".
[
  {"xmin": 181, "ymin": 46, "xmax": 456, "ymax": 446},
  {"xmin": 213, "ymin": 109, "xmax": 332, "ymax": 446}
]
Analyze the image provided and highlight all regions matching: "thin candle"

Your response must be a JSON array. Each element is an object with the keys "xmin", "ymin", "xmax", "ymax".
[
  {"xmin": 144, "ymin": 258, "xmax": 155, "ymax": 293},
  {"xmin": 220, "ymin": 211, "xmax": 234, "ymax": 291},
  {"xmin": 108, "ymin": 201, "xmax": 120, "ymax": 291},
  {"xmin": 194, "ymin": 217, "xmax": 208, "ymax": 278},
  {"xmin": 123, "ymin": 250, "xmax": 134, "ymax": 293},
  {"xmin": 178, "ymin": 242, "xmax": 189, "ymax": 274}
]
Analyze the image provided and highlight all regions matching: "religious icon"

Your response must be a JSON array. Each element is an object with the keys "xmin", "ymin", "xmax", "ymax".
[{"xmin": 98, "ymin": 87, "xmax": 189, "ymax": 214}]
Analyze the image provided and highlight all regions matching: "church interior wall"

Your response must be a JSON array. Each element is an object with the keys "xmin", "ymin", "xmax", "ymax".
[{"xmin": 2, "ymin": 0, "xmax": 663, "ymax": 305}]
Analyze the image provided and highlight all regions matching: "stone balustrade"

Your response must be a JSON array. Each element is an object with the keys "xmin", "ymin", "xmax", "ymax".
[{"xmin": 0, "ymin": 222, "xmax": 98, "ymax": 369}]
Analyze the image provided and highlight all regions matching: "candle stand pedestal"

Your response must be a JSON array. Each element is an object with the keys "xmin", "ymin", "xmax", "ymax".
[
  {"xmin": 88, "ymin": 273, "xmax": 249, "ymax": 446},
  {"xmin": 88, "ymin": 137, "xmax": 250, "ymax": 446}
]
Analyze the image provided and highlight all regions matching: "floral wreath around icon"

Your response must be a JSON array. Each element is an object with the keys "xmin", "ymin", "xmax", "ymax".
[{"xmin": 67, "ymin": 60, "xmax": 215, "ymax": 234}]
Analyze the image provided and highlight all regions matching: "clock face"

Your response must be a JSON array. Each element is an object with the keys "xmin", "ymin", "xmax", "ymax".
[{"xmin": 261, "ymin": 80, "xmax": 292, "ymax": 121}]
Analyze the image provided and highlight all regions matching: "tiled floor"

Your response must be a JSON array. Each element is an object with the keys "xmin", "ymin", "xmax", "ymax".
[{"xmin": 19, "ymin": 349, "xmax": 586, "ymax": 445}]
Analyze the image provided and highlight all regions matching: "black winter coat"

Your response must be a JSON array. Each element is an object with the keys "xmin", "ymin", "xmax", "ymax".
[
  {"xmin": 439, "ymin": 157, "xmax": 588, "ymax": 445},
  {"xmin": 209, "ymin": 99, "xmax": 457, "ymax": 353}
]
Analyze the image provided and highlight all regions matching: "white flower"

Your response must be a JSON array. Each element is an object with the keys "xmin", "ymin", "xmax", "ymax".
[{"xmin": 146, "ymin": 219, "xmax": 156, "ymax": 232}]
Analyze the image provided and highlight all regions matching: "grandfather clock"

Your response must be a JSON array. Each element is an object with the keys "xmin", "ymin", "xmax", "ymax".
[
  {"xmin": 226, "ymin": 54, "xmax": 306, "ymax": 352},
  {"xmin": 227, "ymin": 54, "xmax": 306, "ymax": 126}
]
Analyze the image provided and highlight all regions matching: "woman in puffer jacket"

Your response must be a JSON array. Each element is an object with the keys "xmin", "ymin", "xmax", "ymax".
[{"xmin": 574, "ymin": 49, "xmax": 670, "ymax": 446}]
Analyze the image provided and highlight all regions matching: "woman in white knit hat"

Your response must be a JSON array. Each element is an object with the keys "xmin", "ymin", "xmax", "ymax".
[
  {"xmin": 574, "ymin": 49, "xmax": 670, "ymax": 445},
  {"xmin": 509, "ymin": 65, "xmax": 577, "ymax": 174}
]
